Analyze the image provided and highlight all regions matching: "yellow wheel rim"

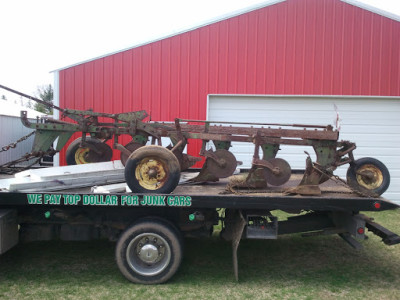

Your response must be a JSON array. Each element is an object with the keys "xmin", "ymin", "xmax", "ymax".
[
  {"xmin": 356, "ymin": 164, "xmax": 384, "ymax": 190},
  {"xmin": 75, "ymin": 147, "xmax": 90, "ymax": 164},
  {"xmin": 135, "ymin": 157, "xmax": 167, "ymax": 190}
]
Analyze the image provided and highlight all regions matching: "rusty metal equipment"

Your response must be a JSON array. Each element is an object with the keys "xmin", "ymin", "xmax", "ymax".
[{"xmin": 0, "ymin": 84, "xmax": 391, "ymax": 197}]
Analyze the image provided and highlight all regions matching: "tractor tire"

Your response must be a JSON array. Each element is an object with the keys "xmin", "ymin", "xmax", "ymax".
[
  {"xmin": 66, "ymin": 137, "xmax": 112, "ymax": 165},
  {"xmin": 346, "ymin": 157, "xmax": 390, "ymax": 196},
  {"xmin": 124, "ymin": 145, "xmax": 181, "ymax": 194}
]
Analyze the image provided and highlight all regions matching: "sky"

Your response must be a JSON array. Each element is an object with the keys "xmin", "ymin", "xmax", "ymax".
[{"xmin": 0, "ymin": 0, "xmax": 399, "ymax": 101}]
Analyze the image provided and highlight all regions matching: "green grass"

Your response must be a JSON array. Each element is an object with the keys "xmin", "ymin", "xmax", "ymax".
[{"xmin": 0, "ymin": 209, "xmax": 400, "ymax": 300}]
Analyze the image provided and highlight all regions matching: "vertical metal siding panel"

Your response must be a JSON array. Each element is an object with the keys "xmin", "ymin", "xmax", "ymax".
[
  {"xmin": 335, "ymin": 3, "xmax": 350, "ymax": 95},
  {"xmin": 304, "ymin": 1, "xmax": 324, "ymax": 94},
  {"xmin": 83, "ymin": 63, "xmax": 94, "ymax": 109},
  {"xmin": 113, "ymin": 53, "xmax": 123, "ymax": 114},
  {"xmin": 265, "ymin": 5, "xmax": 278, "ymax": 93},
  {"xmin": 326, "ymin": 0, "xmax": 337, "ymax": 94},
  {"xmin": 207, "ymin": 23, "xmax": 219, "ymax": 94},
  {"xmin": 111, "ymin": 52, "xmax": 123, "ymax": 159},
  {"xmin": 169, "ymin": 36, "xmax": 181, "ymax": 117},
  {"xmin": 352, "ymin": 7, "xmax": 363, "ymax": 94},
  {"xmin": 293, "ymin": 0, "xmax": 306, "ymax": 94},
  {"xmin": 245, "ymin": 10, "xmax": 258, "ymax": 93},
  {"xmin": 321, "ymin": 0, "xmax": 334, "ymax": 94},
  {"xmin": 191, "ymin": 28, "xmax": 206, "ymax": 166},
  {"xmin": 236, "ymin": 14, "xmax": 248, "ymax": 93},
  {"xmin": 311, "ymin": 0, "xmax": 324, "ymax": 94},
  {"xmin": 179, "ymin": 33, "xmax": 190, "ymax": 118},
  {"xmin": 217, "ymin": 21, "xmax": 229, "ymax": 94},
  {"xmin": 74, "ymin": 65, "xmax": 85, "ymax": 110},
  {"xmin": 302, "ymin": 1, "xmax": 315, "ymax": 94},
  {"xmin": 390, "ymin": 21, "xmax": 400, "ymax": 96},
  {"xmin": 341, "ymin": 3, "xmax": 354, "ymax": 94},
  {"xmin": 93, "ymin": 59, "xmax": 104, "ymax": 113},
  {"xmin": 103, "ymin": 56, "xmax": 114, "ymax": 114},
  {"xmin": 284, "ymin": 1, "xmax": 297, "ymax": 94},
  {"xmin": 274, "ymin": 3, "xmax": 287, "ymax": 94},
  {"xmin": 227, "ymin": 17, "xmax": 239, "ymax": 94},
  {"xmin": 361, "ymin": 11, "xmax": 380, "ymax": 95},
  {"xmin": 369, "ymin": 13, "xmax": 381, "ymax": 95},
  {"xmin": 118, "ymin": 51, "xmax": 133, "ymax": 147},
  {"xmin": 255, "ymin": 10, "xmax": 267, "ymax": 93},
  {"xmin": 379, "ymin": 19, "xmax": 391, "ymax": 95},
  {"xmin": 141, "ymin": 45, "xmax": 152, "ymax": 114},
  {"xmin": 160, "ymin": 39, "xmax": 171, "ymax": 120},
  {"xmin": 320, "ymin": 0, "xmax": 330, "ymax": 94},
  {"xmin": 64, "ymin": 69, "xmax": 75, "ymax": 109},
  {"xmin": 132, "ymin": 48, "xmax": 143, "ymax": 112},
  {"xmin": 122, "ymin": 50, "xmax": 133, "ymax": 113},
  {"xmin": 198, "ymin": 26, "xmax": 210, "ymax": 119},
  {"xmin": 152, "ymin": 42, "xmax": 163, "ymax": 120},
  {"xmin": 189, "ymin": 29, "xmax": 200, "ymax": 118},
  {"xmin": 261, "ymin": 8, "xmax": 271, "ymax": 94}
]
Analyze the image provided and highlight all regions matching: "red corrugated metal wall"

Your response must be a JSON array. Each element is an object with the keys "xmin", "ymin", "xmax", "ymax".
[{"xmin": 58, "ymin": 0, "xmax": 400, "ymax": 165}]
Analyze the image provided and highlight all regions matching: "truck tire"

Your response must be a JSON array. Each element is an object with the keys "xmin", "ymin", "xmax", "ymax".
[
  {"xmin": 124, "ymin": 145, "xmax": 181, "ymax": 194},
  {"xmin": 346, "ymin": 157, "xmax": 390, "ymax": 196},
  {"xmin": 66, "ymin": 137, "xmax": 112, "ymax": 165},
  {"xmin": 115, "ymin": 218, "xmax": 183, "ymax": 284}
]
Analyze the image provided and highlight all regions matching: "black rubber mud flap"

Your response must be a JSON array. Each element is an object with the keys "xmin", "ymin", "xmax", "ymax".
[{"xmin": 231, "ymin": 210, "xmax": 246, "ymax": 282}]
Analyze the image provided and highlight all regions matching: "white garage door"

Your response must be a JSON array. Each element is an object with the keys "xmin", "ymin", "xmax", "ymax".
[{"xmin": 207, "ymin": 95, "xmax": 400, "ymax": 203}]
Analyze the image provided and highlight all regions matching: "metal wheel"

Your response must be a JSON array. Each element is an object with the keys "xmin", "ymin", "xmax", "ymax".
[
  {"xmin": 346, "ymin": 157, "xmax": 390, "ymax": 196},
  {"xmin": 66, "ymin": 137, "xmax": 112, "ymax": 165},
  {"xmin": 126, "ymin": 233, "xmax": 171, "ymax": 276},
  {"xmin": 135, "ymin": 157, "xmax": 168, "ymax": 190},
  {"xmin": 124, "ymin": 145, "xmax": 181, "ymax": 193},
  {"xmin": 115, "ymin": 218, "xmax": 183, "ymax": 284}
]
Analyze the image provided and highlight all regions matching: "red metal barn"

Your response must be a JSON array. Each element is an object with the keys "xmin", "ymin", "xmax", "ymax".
[{"xmin": 54, "ymin": 0, "xmax": 400, "ymax": 200}]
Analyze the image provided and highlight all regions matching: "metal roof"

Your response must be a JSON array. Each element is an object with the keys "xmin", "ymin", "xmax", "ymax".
[
  {"xmin": 1, "ymin": 102, "xmax": 45, "ymax": 118},
  {"xmin": 52, "ymin": 0, "xmax": 400, "ymax": 73}
]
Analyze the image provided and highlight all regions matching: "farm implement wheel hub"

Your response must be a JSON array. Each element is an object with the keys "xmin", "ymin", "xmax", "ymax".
[
  {"xmin": 356, "ymin": 164, "xmax": 384, "ymax": 190},
  {"xmin": 74, "ymin": 147, "xmax": 90, "ymax": 164},
  {"xmin": 135, "ymin": 157, "xmax": 167, "ymax": 190}
]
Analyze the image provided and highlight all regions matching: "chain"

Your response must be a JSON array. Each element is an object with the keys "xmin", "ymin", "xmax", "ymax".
[
  {"xmin": 311, "ymin": 165, "xmax": 379, "ymax": 198},
  {"xmin": 0, "ymin": 157, "xmax": 42, "ymax": 175},
  {"xmin": 0, "ymin": 148, "xmax": 57, "ymax": 174},
  {"xmin": 224, "ymin": 166, "xmax": 378, "ymax": 198},
  {"xmin": 0, "ymin": 131, "xmax": 36, "ymax": 153}
]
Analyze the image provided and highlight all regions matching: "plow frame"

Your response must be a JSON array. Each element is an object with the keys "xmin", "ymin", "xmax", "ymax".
[{"xmin": 18, "ymin": 108, "xmax": 389, "ymax": 197}]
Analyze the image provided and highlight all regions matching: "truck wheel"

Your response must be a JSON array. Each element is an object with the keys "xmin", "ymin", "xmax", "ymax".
[
  {"xmin": 66, "ymin": 137, "xmax": 112, "ymax": 165},
  {"xmin": 346, "ymin": 157, "xmax": 390, "ymax": 196},
  {"xmin": 124, "ymin": 145, "xmax": 180, "ymax": 194},
  {"xmin": 115, "ymin": 219, "xmax": 183, "ymax": 284}
]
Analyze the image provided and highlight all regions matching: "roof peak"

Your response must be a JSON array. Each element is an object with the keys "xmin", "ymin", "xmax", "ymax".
[{"xmin": 53, "ymin": 0, "xmax": 399, "ymax": 73}]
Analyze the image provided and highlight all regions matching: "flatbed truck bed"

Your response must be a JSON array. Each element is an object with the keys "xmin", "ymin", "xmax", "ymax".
[{"xmin": 0, "ymin": 173, "xmax": 399, "ymax": 284}]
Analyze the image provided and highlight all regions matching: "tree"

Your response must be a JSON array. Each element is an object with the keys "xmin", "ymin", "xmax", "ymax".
[{"xmin": 34, "ymin": 84, "xmax": 53, "ymax": 114}]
